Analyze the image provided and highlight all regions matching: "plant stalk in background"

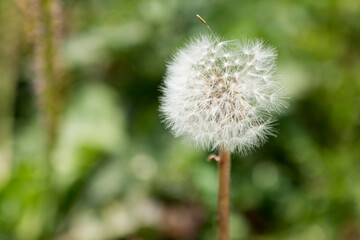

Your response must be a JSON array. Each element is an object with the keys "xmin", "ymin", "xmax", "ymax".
[
  {"xmin": 29, "ymin": 0, "xmax": 67, "ymax": 162},
  {"xmin": 160, "ymin": 15, "xmax": 286, "ymax": 239},
  {"xmin": 25, "ymin": 0, "xmax": 67, "ymax": 238},
  {"xmin": 0, "ymin": 0, "xmax": 22, "ymax": 185}
]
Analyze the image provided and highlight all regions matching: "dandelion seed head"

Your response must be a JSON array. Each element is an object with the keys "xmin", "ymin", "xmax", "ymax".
[{"xmin": 160, "ymin": 35, "xmax": 286, "ymax": 154}]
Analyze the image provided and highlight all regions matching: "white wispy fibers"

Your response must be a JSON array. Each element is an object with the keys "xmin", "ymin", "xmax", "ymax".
[{"xmin": 160, "ymin": 35, "xmax": 286, "ymax": 154}]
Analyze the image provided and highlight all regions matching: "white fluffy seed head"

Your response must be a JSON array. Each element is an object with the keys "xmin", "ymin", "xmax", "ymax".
[{"xmin": 160, "ymin": 35, "xmax": 287, "ymax": 154}]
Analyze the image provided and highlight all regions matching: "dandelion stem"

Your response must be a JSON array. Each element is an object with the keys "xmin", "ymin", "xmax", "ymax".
[{"xmin": 218, "ymin": 146, "xmax": 231, "ymax": 240}]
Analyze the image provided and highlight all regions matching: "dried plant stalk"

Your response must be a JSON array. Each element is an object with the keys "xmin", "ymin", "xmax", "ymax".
[
  {"xmin": 25, "ymin": 0, "xmax": 67, "ymax": 238},
  {"xmin": 29, "ymin": 0, "xmax": 67, "ymax": 161}
]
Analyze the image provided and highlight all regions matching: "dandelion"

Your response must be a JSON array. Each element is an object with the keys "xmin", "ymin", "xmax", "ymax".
[
  {"xmin": 159, "ymin": 14, "xmax": 286, "ymax": 240},
  {"xmin": 161, "ymin": 24, "xmax": 285, "ymax": 154}
]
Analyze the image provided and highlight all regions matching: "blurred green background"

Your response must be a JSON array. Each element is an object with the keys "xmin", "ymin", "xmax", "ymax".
[{"xmin": 1, "ymin": 0, "xmax": 360, "ymax": 239}]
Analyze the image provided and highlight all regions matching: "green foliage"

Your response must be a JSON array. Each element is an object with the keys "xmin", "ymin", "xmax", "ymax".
[{"xmin": 0, "ymin": 0, "xmax": 360, "ymax": 239}]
